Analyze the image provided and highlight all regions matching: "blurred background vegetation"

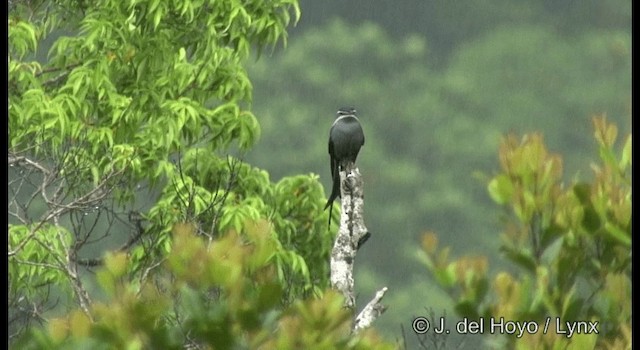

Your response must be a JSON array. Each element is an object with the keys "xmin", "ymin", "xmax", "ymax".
[{"xmin": 243, "ymin": 0, "xmax": 630, "ymax": 346}]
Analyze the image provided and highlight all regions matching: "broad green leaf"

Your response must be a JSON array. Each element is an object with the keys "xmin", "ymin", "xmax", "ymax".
[
  {"xmin": 487, "ymin": 174, "xmax": 514, "ymax": 204},
  {"xmin": 619, "ymin": 135, "xmax": 631, "ymax": 170},
  {"xmin": 603, "ymin": 222, "xmax": 631, "ymax": 247}
]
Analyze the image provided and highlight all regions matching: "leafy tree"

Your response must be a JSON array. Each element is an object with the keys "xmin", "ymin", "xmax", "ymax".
[
  {"xmin": 9, "ymin": 0, "xmax": 396, "ymax": 347},
  {"xmin": 14, "ymin": 220, "xmax": 395, "ymax": 349},
  {"xmin": 419, "ymin": 116, "xmax": 631, "ymax": 349}
]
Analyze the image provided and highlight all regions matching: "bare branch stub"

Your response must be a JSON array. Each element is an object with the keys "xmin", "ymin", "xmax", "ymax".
[{"xmin": 353, "ymin": 287, "xmax": 388, "ymax": 333}]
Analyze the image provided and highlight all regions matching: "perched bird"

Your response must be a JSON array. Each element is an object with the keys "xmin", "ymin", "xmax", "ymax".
[{"xmin": 324, "ymin": 107, "xmax": 365, "ymax": 223}]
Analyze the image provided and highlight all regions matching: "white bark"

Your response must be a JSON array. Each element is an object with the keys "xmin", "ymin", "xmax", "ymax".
[
  {"xmin": 354, "ymin": 287, "xmax": 388, "ymax": 333},
  {"xmin": 329, "ymin": 164, "xmax": 387, "ymax": 332}
]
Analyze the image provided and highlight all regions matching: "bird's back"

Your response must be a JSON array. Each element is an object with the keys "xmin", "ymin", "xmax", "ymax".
[{"xmin": 330, "ymin": 116, "xmax": 365, "ymax": 162}]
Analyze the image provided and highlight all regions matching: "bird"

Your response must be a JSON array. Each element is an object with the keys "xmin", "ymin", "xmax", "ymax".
[{"xmin": 324, "ymin": 107, "xmax": 365, "ymax": 225}]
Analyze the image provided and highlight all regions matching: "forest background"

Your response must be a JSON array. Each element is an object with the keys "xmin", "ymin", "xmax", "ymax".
[{"xmin": 246, "ymin": 1, "xmax": 631, "ymax": 347}]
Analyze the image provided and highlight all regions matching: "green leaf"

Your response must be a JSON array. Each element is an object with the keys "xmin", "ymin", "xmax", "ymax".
[
  {"xmin": 598, "ymin": 146, "xmax": 618, "ymax": 170},
  {"xmin": 500, "ymin": 246, "xmax": 537, "ymax": 273},
  {"xmin": 619, "ymin": 135, "xmax": 631, "ymax": 170},
  {"xmin": 433, "ymin": 264, "xmax": 456, "ymax": 288},
  {"xmin": 153, "ymin": 6, "xmax": 163, "ymax": 29},
  {"xmin": 487, "ymin": 174, "xmax": 513, "ymax": 204},
  {"xmin": 9, "ymin": 21, "xmax": 38, "ymax": 57},
  {"xmin": 603, "ymin": 222, "xmax": 631, "ymax": 247}
]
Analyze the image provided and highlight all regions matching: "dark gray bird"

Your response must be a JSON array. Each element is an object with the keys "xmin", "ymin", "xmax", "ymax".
[{"xmin": 324, "ymin": 107, "xmax": 365, "ymax": 222}]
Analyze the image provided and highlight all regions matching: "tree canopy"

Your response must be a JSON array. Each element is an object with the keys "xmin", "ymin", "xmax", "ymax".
[{"xmin": 9, "ymin": 0, "xmax": 395, "ymax": 348}]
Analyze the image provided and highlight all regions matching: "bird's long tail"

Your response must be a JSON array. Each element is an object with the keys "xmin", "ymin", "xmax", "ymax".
[
  {"xmin": 324, "ymin": 164, "xmax": 341, "ymax": 228},
  {"xmin": 327, "ymin": 202, "xmax": 333, "ymax": 229},
  {"xmin": 324, "ymin": 165, "xmax": 340, "ymax": 210}
]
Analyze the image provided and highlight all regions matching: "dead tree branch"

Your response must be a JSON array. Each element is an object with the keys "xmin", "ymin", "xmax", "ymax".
[{"xmin": 329, "ymin": 164, "xmax": 388, "ymax": 333}]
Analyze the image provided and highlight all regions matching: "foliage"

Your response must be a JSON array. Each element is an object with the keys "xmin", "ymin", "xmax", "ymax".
[
  {"xmin": 8, "ymin": 0, "xmax": 354, "ymax": 346},
  {"xmin": 443, "ymin": 25, "xmax": 631, "ymax": 158},
  {"xmin": 419, "ymin": 116, "xmax": 631, "ymax": 349},
  {"xmin": 14, "ymin": 222, "xmax": 397, "ymax": 349}
]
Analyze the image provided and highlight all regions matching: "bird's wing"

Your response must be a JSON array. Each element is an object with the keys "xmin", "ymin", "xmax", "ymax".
[{"xmin": 358, "ymin": 122, "xmax": 365, "ymax": 146}]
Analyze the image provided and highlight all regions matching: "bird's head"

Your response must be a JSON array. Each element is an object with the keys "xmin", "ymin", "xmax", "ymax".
[{"xmin": 336, "ymin": 107, "xmax": 357, "ymax": 117}]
